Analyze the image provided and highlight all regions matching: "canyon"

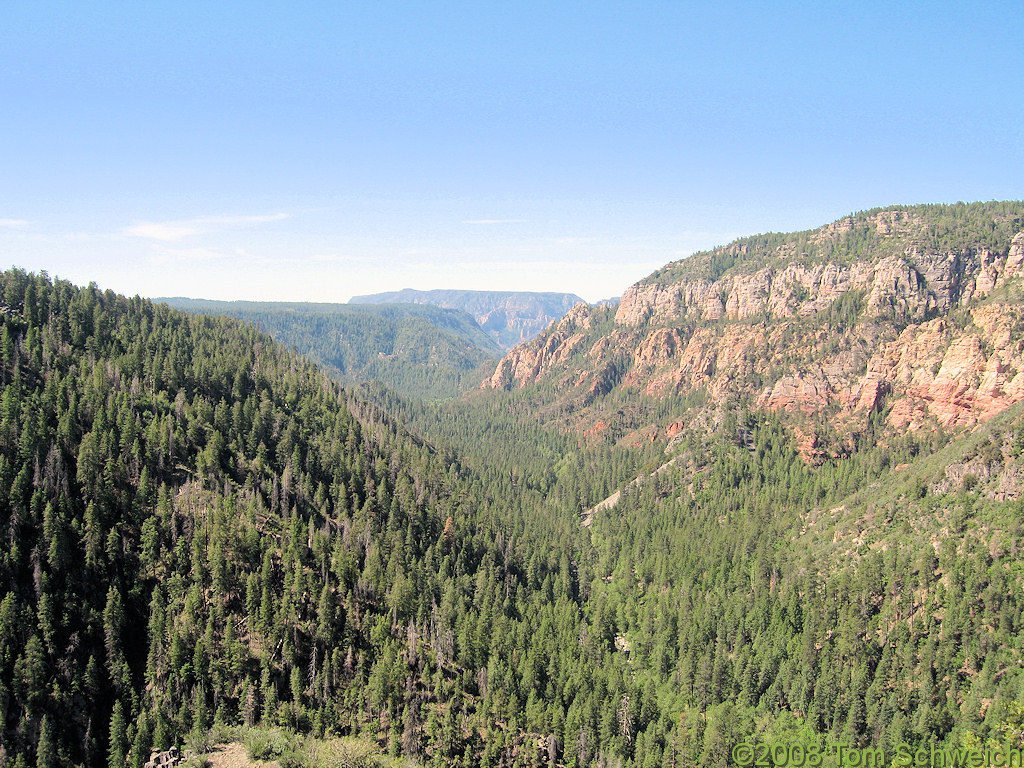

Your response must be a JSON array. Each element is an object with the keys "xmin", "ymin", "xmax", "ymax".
[{"xmin": 484, "ymin": 204, "xmax": 1024, "ymax": 459}]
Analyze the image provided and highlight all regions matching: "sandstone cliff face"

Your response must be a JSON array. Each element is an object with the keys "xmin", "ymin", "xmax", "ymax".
[
  {"xmin": 614, "ymin": 252, "xmax": 974, "ymax": 328},
  {"xmin": 483, "ymin": 206, "xmax": 1024, "ymax": 456},
  {"xmin": 483, "ymin": 302, "xmax": 594, "ymax": 389},
  {"xmin": 613, "ymin": 228, "xmax": 1024, "ymax": 330}
]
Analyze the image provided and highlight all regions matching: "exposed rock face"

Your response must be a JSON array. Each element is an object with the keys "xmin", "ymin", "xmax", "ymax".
[
  {"xmin": 612, "ymin": 228, "xmax": 1024, "ymax": 332},
  {"xmin": 930, "ymin": 426, "xmax": 1024, "ymax": 502},
  {"xmin": 762, "ymin": 371, "xmax": 832, "ymax": 414},
  {"xmin": 483, "ymin": 205, "xmax": 1024, "ymax": 457},
  {"xmin": 614, "ymin": 253, "xmax": 976, "ymax": 328},
  {"xmin": 483, "ymin": 303, "xmax": 593, "ymax": 389}
]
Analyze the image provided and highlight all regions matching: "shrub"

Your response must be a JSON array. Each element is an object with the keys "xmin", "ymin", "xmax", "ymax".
[
  {"xmin": 278, "ymin": 749, "xmax": 308, "ymax": 768},
  {"xmin": 311, "ymin": 737, "xmax": 385, "ymax": 768},
  {"xmin": 185, "ymin": 729, "xmax": 216, "ymax": 755},
  {"xmin": 244, "ymin": 727, "xmax": 293, "ymax": 760}
]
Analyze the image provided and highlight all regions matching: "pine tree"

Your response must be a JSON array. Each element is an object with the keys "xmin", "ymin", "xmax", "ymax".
[
  {"xmin": 108, "ymin": 701, "xmax": 128, "ymax": 768},
  {"xmin": 35, "ymin": 715, "xmax": 57, "ymax": 768}
]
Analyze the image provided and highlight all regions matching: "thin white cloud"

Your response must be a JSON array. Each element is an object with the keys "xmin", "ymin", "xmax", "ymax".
[
  {"xmin": 461, "ymin": 219, "xmax": 524, "ymax": 225},
  {"xmin": 126, "ymin": 222, "xmax": 201, "ymax": 241},
  {"xmin": 0, "ymin": 219, "xmax": 30, "ymax": 229},
  {"xmin": 124, "ymin": 213, "xmax": 289, "ymax": 241}
]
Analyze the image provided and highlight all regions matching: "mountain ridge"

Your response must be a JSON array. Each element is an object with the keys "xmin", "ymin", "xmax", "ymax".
[
  {"xmin": 350, "ymin": 288, "xmax": 585, "ymax": 350},
  {"xmin": 483, "ymin": 201, "xmax": 1024, "ymax": 459},
  {"xmin": 157, "ymin": 298, "xmax": 502, "ymax": 400}
]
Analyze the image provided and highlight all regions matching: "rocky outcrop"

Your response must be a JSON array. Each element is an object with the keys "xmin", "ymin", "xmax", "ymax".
[
  {"xmin": 863, "ymin": 308, "xmax": 1024, "ymax": 430},
  {"xmin": 931, "ymin": 435, "xmax": 1024, "ymax": 502},
  {"xmin": 483, "ymin": 205, "xmax": 1024, "ymax": 456},
  {"xmin": 145, "ymin": 748, "xmax": 195, "ymax": 768},
  {"xmin": 483, "ymin": 303, "xmax": 594, "ymax": 388},
  {"xmin": 614, "ymin": 227, "xmax": 1024, "ymax": 332},
  {"xmin": 614, "ymin": 253, "xmax": 976, "ymax": 328},
  {"xmin": 762, "ymin": 371, "xmax": 832, "ymax": 413}
]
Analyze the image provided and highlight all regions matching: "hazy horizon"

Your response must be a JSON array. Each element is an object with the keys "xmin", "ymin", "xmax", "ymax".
[{"xmin": 2, "ymin": 2, "xmax": 1021, "ymax": 303}]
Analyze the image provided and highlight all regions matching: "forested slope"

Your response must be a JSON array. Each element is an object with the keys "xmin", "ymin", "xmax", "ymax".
[
  {"xmin": 376, "ymin": 381, "xmax": 1024, "ymax": 767},
  {"xmin": 158, "ymin": 298, "xmax": 501, "ymax": 400},
  {"xmin": 0, "ymin": 270, "xmax": 594, "ymax": 766},
  {"xmin": 582, "ymin": 408, "xmax": 1024, "ymax": 765}
]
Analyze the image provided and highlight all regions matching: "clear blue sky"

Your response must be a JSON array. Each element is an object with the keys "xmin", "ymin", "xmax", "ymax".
[{"xmin": 2, "ymin": 1, "xmax": 1021, "ymax": 302}]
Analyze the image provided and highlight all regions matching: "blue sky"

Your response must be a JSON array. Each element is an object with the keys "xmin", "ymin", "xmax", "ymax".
[{"xmin": 1, "ymin": 1, "xmax": 1021, "ymax": 302}]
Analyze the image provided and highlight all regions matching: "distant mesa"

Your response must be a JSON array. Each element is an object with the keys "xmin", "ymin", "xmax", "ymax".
[{"xmin": 350, "ymin": 288, "xmax": 586, "ymax": 350}]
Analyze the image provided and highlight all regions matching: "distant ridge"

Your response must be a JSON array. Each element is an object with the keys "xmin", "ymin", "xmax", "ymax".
[
  {"xmin": 157, "ymin": 298, "xmax": 502, "ymax": 399},
  {"xmin": 350, "ymin": 288, "xmax": 585, "ymax": 349}
]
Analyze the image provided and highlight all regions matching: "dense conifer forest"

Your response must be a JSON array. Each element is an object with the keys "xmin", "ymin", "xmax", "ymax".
[
  {"xmin": 158, "ymin": 299, "xmax": 502, "ymax": 401},
  {"xmin": 2, "ymin": 244, "xmax": 1024, "ymax": 767}
]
